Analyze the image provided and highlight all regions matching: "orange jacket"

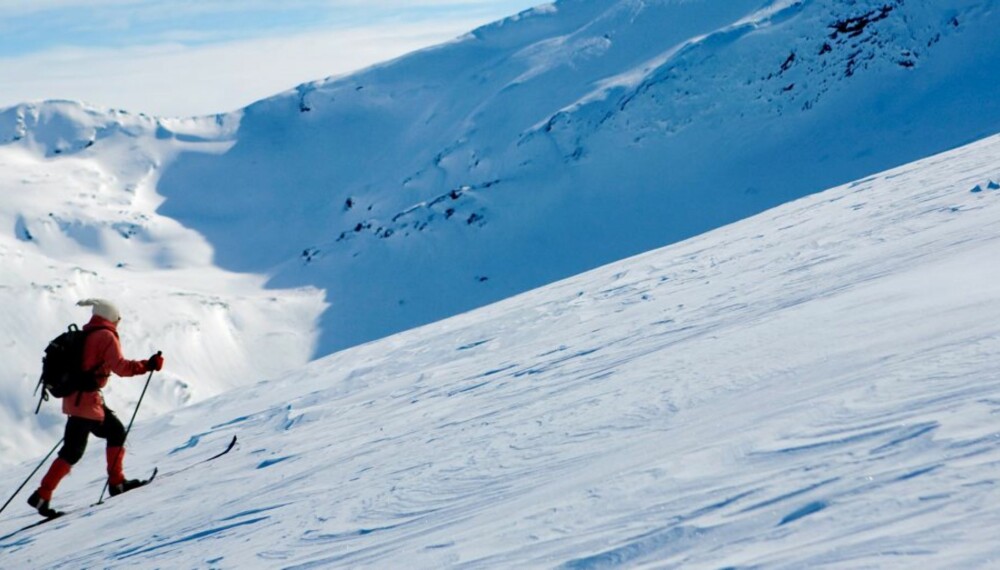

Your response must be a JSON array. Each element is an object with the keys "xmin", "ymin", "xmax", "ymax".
[{"xmin": 62, "ymin": 315, "xmax": 149, "ymax": 421}]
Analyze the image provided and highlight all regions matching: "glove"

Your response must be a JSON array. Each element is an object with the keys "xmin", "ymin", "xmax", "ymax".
[{"xmin": 147, "ymin": 352, "xmax": 164, "ymax": 372}]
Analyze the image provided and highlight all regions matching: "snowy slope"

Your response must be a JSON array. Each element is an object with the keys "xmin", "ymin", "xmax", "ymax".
[
  {"xmin": 2, "ymin": 0, "xmax": 999, "ymax": 465},
  {"xmin": 152, "ymin": 0, "xmax": 1000, "ymax": 355},
  {"xmin": 2, "ymin": 131, "xmax": 999, "ymax": 568}
]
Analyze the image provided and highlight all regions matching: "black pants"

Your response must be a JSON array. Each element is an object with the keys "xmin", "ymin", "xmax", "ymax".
[{"xmin": 58, "ymin": 406, "xmax": 126, "ymax": 465}]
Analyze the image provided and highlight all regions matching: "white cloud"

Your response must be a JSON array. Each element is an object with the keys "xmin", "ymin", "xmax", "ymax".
[
  {"xmin": 0, "ymin": 20, "xmax": 483, "ymax": 117},
  {"xmin": 0, "ymin": 1, "xmax": 544, "ymax": 116},
  {"xmin": 0, "ymin": 1, "xmax": 537, "ymax": 18},
  {"xmin": 0, "ymin": 0, "xmax": 140, "ymax": 13}
]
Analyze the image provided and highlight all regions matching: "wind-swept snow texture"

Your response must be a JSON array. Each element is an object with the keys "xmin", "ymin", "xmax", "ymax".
[{"xmin": 2, "ymin": 131, "xmax": 999, "ymax": 568}]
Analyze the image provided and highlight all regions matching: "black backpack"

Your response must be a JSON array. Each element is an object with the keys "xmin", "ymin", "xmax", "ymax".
[{"xmin": 34, "ymin": 324, "xmax": 100, "ymax": 413}]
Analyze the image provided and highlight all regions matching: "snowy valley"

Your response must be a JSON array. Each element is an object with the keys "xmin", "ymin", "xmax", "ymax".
[{"xmin": 0, "ymin": 104, "xmax": 324, "ymax": 464}]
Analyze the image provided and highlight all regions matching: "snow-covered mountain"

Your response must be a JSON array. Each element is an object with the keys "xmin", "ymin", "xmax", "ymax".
[
  {"xmin": 2, "ymin": 0, "xmax": 999, "ymax": 465},
  {"xmin": 161, "ymin": 0, "xmax": 1000, "ymax": 356},
  {"xmin": 2, "ymin": 129, "xmax": 999, "ymax": 568}
]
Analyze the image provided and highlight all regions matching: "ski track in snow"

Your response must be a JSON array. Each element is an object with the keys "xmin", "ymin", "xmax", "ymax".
[{"xmin": 2, "ymin": 133, "xmax": 1000, "ymax": 568}]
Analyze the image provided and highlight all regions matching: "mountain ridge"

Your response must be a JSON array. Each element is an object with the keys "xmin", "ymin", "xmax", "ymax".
[{"xmin": 152, "ymin": 0, "xmax": 1000, "ymax": 352}]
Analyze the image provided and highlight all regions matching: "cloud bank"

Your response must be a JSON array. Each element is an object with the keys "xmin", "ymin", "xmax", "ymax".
[{"xmin": 0, "ymin": 1, "xmax": 541, "ymax": 117}]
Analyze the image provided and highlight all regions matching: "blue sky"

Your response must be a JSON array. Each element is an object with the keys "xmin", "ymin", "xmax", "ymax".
[{"xmin": 0, "ymin": 1, "xmax": 543, "ymax": 116}]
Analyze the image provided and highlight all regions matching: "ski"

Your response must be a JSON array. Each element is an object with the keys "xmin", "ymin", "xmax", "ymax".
[
  {"xmin": 122, "ymin": 467, "xmax": 158, "ymax": 494},
  {"xmin": 160, "ymin": 435, "xmax": 238, "ymax": 479},
  {"xmin": 207, "ymin": 435, "xmax": 238, "ymax": 461},
  {"xmin": 0, "ymin": 512, "xmax": 65, "ymax": 543},
  {"xmin": 1, "ymin": 436, "xmax": 235, "ymax": 544},
  {"xmin": 94, "ymin": 467, "xmax": 158, "ymax": 507}
]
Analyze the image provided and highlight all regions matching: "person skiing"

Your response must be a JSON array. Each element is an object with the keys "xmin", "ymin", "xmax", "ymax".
[{"xmin": 27, "ymin": 299, "xmax": 164, "ymax": 517}]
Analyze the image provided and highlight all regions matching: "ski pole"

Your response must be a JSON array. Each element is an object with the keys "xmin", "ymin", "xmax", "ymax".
[
  {"xmin": 0, "ymin": 438, "xmax": 63, "ymax": 518},
  {"xmin": 96, "ymin": 352, "xmax": 159, "ymax": 505}
]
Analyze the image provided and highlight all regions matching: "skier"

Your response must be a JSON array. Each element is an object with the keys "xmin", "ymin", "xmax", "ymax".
[{"xmin": 27, "ymin": 299, "xmax": 164, "ymax": 517}]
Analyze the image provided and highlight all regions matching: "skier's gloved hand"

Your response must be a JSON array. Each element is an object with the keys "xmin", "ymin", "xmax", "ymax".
[{"xmin": 146, "ymin": 352, "xmax": 164, "ymax": 372}]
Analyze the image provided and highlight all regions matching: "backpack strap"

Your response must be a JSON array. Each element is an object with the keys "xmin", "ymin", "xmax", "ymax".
[
  {"xmin": 72, "ymin": 325, "xmax": 105, "ymax": 407},
  {"xmin": 80, "ymin": 323, "xmax": 115, "ymax": 406}
]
